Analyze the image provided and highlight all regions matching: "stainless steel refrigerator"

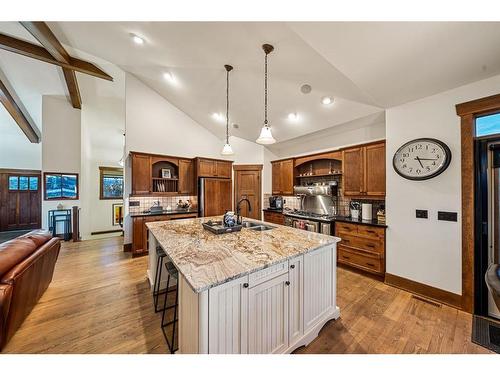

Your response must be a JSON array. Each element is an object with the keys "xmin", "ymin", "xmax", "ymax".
[
  {"xmin": 198, "ymin": 177, "xmax": 232, "ymax": 217},
  {"xmin": 487, "ymin": 143, "xmax": 500, "ymax": 319}
]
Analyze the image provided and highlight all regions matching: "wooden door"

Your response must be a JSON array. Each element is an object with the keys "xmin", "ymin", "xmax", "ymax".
[
  {"xmin": 203, "ymin": 179, "xmax": 232, "ymax": 216},
  {"xmin": 288, "ymin": 255, "xmax": 304, "ymax": 347},
  {"xmin": 0, "ymin": 170, "xmax": 41, "ymax": 232},
  {"xmin": 198, "ymin": 159, "xmax": 216, "ymax": 177},
  {"xmin": 131, "ymin": 153, "xmax": 151, "ymax": 194},
  {"xmin": 178, "ymin": 159, "xmax": 194, "ymax": 194},
  {"xmin": 343, "ymin": 147, "xmax": 364, "ymax": 196},
  {"xmin": 271, "ymin": 162, "xmax": 281, "ymax": 194},
  {"xmin": 364, "ymin": 142, "xmax": 386, "ymax": 196},
  {"xmin": 216, "ymin": 161, "xmax": 232, "ymax": 178},
  {"xmin": 280, "ymin": 159, "xmax": 294, "ymax": 195},
  {"xmin": 208, "ymin": 274, "xmax": 249, "ymax": 354},
  {"xmin": 234, "ymin": 165, "xmax": 262, "ymax": 221},
  {"xmin": 247, "ymin": 272, "xmax": 289, "ymax": 354}
]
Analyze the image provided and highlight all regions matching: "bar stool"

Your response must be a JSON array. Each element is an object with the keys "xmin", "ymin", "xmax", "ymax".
[
  {"xmin": 153, "ymin": 246, "xmax": 167, "ymax": 313},
  {"xmin": 161, "ymin": 261, "xmax": 179, "ymax": 354}
]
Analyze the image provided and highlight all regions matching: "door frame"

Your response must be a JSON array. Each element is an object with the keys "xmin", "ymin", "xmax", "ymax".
[
  {"xmin": 456, "ymin": 93, "xmax": 500, "ymax": 313},
  {"xmin": 0, "ymin": 168, "xmax": 42, "ymax": 232},
  {"xmin": 233, "ymin": 164, "xmax": 263, "ymax": 221}
]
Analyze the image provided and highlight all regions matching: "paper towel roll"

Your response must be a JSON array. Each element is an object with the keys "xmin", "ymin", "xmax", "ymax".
[{"xmin": 362, "ymin": 203, "xmax": 373, "ymax": 221}]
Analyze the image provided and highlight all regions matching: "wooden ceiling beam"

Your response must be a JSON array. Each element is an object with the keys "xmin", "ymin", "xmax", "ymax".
[
  {"xmin": 21, "ymin": 22, "xmax": 82, "ymax": 109},
  {"xmin": 0, "ymin": 77, "xmax": 40, "ymax": 143},
  {"xmin": 0, "ymin": 33, "xmax": 113, "ymax": 81}
]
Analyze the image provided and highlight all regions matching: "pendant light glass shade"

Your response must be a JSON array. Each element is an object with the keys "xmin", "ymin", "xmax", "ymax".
[
  {"xmin": 256, "ymin": 44, "xmax": 276, "ymax": 145},
  {"xmin": 256, "ymin": 125, "xmax": 276, "ymax": 144},
  {"xmin": 221, "ymin": 142, "xmax": 234, "ymax": 155}
]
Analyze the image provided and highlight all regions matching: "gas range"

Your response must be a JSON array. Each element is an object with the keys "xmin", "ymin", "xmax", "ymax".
[{"xmin": 284, "ymin": 209, "xmax": 336, "ymax": 222}]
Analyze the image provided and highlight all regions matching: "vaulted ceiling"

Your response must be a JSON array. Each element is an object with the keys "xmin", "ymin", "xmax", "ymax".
[{"xmin": 3, "ymin": 22, "xmax": 500, "ymax": 145}]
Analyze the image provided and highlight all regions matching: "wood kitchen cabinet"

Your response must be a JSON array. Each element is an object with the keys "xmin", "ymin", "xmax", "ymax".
[
  {"xmin": 196, "ymin": 158, "xmax": 232, "ymax": 178},
  {"xmin": 271, "ymin": 159, "xmax": 294, "ymax": 195},
  {"xmin": 178, "ymin": 159, "xmax": 194, "ymax": 194},
  {"xmin": 131, "ymin": 153, "xmax": 152, "ymax": 195},
  {"xmin": 263, "ymin": 210, "xmax": 284, "ymax": 225},
  {"xmin": 132, "ymin": 213, "xmax": 198, "ymax": 256},
  {"xmin": 343, "ymin": 141, "xmax": 386, "ymax": 197},
  {"xmin": 335, "ymin": 222, "xmax": 386, "ymax": 276}
]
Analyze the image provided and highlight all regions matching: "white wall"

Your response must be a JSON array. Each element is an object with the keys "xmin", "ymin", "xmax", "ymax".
[
  {"xmin": 267, "ymin": 112, "xmax": 386, "ymax": 158},
  {"xmin": 386, "ymin": 73, "xmax": 500, "ymax": 295},
  {"xmin": 41, "ymin": 95, "xmax": 82, "ymax": 229},
  {"xmin": 124, "ymin": 74, "xmax": 269, "ymax": 243}
]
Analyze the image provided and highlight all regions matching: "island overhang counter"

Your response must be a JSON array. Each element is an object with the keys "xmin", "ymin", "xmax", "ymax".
[{"xmin": 147, "ymin": 216, "xmax": 341, "ymax": 354}]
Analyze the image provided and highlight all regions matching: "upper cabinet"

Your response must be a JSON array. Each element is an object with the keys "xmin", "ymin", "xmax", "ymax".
[
  {"xmin": 196, "ymin": 158, "xmax": 232, "ymax": 179},
  {"xmin": 131, "ymin": 153, "xmax": 152, "ymax": 195},
  {"xmin": 343, "ymin": 141, "xmax": 386, "ymax": 197},
  {"xmin": 271, "ymin": 159, "xmax": 294, "ymax": 195},
  {"xmin": 130, "ymin": 152, "xmax": 196, "ymax": 196}
]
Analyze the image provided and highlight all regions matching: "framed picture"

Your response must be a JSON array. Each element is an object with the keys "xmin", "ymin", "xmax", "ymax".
[
  {"xmin": 112, "ymin": 203, "xmax": 123, "ymax": 226},
  {"xmin": 161, "ymin": 168, "xmax": 171, "ymax": 179}
]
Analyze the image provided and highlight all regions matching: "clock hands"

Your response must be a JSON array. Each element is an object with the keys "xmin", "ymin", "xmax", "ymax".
[
  {"xmin": 415, "ymin": 157, "xmax": 439, "ymax": 161},
  {"xmin": 415, "ymin": 156, "xmax": 424, "ymax": 168}
]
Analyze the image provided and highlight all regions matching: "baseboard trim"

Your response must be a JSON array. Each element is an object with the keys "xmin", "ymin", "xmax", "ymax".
[
  {"xmin": 385, "ymin": 273, "xmax": 463, "ymax": 310},
  {"xmin": 123, "ymin": 243, "xmax": 132, "ymax": 252},
  {"xmin": 91, "ymin": 229, "xmax": 123, "ymax": 235}
]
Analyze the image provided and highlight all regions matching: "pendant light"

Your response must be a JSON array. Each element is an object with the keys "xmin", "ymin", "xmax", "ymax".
[
  {"xmin": 256, "ymin": 44, "xmax": 276, "ymax": 145},
  {"xmin": 221, "ymin": 64, "xmax": 234, "ymax": 155}
]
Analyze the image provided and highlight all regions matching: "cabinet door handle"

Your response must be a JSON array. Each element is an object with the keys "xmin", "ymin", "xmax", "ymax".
[
  {"xmin": 285, "ymin": 281, "xmax": 290, "ymax": 286},
  {"xmin": 243, "ymin": 283, "xmax": 249, "ymax": 288},
  {"xmin": 342, "ymin": 255, "xmax": 351, "ymax": 260},
  {"xmin": 290, "ymin": 264, "xmax": 295, "ymax": 269},
  {"xmin": 366, "ymin": 262, "xmax": 376, "ymax": 267},
  {"xmin": 366, "ymin": 243, "xmax": 375, "ymax": 248}
]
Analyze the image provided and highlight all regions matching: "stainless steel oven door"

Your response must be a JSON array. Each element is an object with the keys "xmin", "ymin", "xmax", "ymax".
[
  {"xmin": 292, "ymin": 218, "xmax": 319, "ymax": 232},
  {"xmin": 320, "ymin": 222, "xmax": 331, "ymax": 235}
]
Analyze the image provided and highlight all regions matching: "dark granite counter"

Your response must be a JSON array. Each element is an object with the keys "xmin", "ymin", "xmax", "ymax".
[
  {"xmin": 130, "ymin": 209, "xmax": 198, "ymax": 218},
  {"xmin": 332, "ymin": 216, "xmax": 387, "ymax": 228},
  {"xmin": 262, "ymin": 208, "xmax": 283, "ymax": 213}
]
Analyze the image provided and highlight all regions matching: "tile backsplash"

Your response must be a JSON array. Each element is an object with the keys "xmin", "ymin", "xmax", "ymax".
[{"xmin": 128, "ymin": 196, "xmax": 197, "ymax": 214}]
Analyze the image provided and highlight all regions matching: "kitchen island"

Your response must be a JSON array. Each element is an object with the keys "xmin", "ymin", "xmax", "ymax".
[{"xmin": 147, "ymin": 217, "xmax": 340, "ymax": 354}]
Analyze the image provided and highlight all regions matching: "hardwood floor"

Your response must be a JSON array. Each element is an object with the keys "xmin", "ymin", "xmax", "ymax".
[{"xmin": 2, "ymin": 237, "xmax": 492, "ymax": 354}]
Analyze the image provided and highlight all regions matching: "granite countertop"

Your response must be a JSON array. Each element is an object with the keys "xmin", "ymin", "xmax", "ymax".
[
  {"xmin": 130, "ymin": 209, "xmax": 198, "ymax": 217},
  {"xmin": 262, "ymin": 208, "xmax": 283, "ymax": 213},
  {"xmin": 147, "ymin": 216, "xmax": 340, "ymax": 293},
  {"xmin": 332, "ymin": 216, "xmax": 387, "ymax": 228}
]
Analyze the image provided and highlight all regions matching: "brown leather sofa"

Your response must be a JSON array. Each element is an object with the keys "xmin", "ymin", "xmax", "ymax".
[{"xmin": 0, "ymin": 230, "xmax": 60, "ymax": 350}]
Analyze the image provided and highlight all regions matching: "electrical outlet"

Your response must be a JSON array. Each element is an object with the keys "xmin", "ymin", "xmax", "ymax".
[
  {"xmin": 129, "ymin": 200, "xmax": 140, "ymax": 207},
  {"xmin": 416, "ymin": 209, "xmax": 428, "ymax": 219},
  {"xmin": 437, "ymin": 211, "xmax": 458, "ymax": 222}
]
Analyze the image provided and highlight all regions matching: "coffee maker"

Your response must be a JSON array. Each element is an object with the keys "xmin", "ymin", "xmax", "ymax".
[{"xmin": 269, "ymin": 196, "xmax": 283, "ymax": 210}]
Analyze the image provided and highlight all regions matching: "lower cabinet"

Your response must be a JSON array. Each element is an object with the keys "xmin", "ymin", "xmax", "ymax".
[
  {"xmin": 263, "ymin": 210, "xmax": 285, "ymax": 225},
  {"xmin": 204, "ymin": 245, "xmax": 336, "ymax": 354}
]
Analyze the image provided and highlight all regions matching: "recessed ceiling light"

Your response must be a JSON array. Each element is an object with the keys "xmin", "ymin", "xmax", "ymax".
[
  {"xmin": 163, "ymin": 72, "xmax": 176, "ymax": 84},
  {"xmin": 212, "ymin": 112, "xmax": 225, "ymax": 122},
  {"xmin": 288, "ymin": 112, "xmax": 299, "ymax": 121},
  {"xmin": 321, "ymin": 96, "xmax": 333, "ymax": 105},
  {"xmin": 131, "ymin": 34, "xmax": 144, "ymax": 45}
]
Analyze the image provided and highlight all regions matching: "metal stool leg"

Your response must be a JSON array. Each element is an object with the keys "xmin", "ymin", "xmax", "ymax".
[
  {"xmin": 171, "ymin": 282, "xmax": 179, "ymax": 353},
  {"xmin": 161, "ymin": 274, "xmax": 171, "ymax": 328},
  {"xmin": 154, "ymin": 256, "xmax": 164, "ymax": 312}
]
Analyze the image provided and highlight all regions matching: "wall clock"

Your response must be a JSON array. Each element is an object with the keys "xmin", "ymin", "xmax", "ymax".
[{"xmin": 393, "ymin": 138, "xmax": 452, "ymax": 180}]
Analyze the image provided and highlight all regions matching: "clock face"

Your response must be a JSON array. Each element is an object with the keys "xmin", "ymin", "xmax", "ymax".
[{"xmin": 393, "ymin": 138, "xmax": 451, "ymax": 180}]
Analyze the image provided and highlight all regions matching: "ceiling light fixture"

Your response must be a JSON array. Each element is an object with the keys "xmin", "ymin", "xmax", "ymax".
[
  {"xmin": 221, "ymin": 64, "xmax": 234, "ymax": 156},
  {"xmin": 163, "ymin": 72, "xmax": 175, "ymax": 84},
  {"xmin": 256, "ymin": 44, "xmax": 276, "ymax": 145},
  {"xmin": 321, "ymin": 96, "xmax": 333, "ymax": 105},
  {"xmin": 288, "ymin": 112, "xmax": 298, "ymax": 121},
  {"xmin": 212, "ymin": 112, "xmax": 225, "ymax": 122},
  {"xmin": 131, "ymin": 34, "xmax": 144, "ymax": 45}
]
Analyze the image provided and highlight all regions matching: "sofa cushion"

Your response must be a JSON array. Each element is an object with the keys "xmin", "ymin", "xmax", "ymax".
[
  {"xmin": 0, "ymin": 238, "xmax": 37, "ymax": 279},
  {"xmin": 19, "ymin": 230, "xmax": 52, "ymax": 248}
]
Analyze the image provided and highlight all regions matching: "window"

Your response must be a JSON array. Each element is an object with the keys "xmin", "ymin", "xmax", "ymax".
[
  {"xmin": 9, "ymin": 175, "xmax": 39, "ymax": 191},
  {"xmin": 476, "ymin": 112, "xmax": 500, "ymax": 137},
  {"xmin": 99, "ymin": 167, "xmax": 123, "ymax": 200},
  {"xmin": 44, "ymin": 173, "xmax": 78, "ymax": 200}
]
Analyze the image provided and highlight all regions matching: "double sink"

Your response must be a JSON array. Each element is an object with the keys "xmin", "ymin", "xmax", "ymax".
[{"xmin": 242, "ymin": 221, "xmax": 276, "ymax": 232}]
